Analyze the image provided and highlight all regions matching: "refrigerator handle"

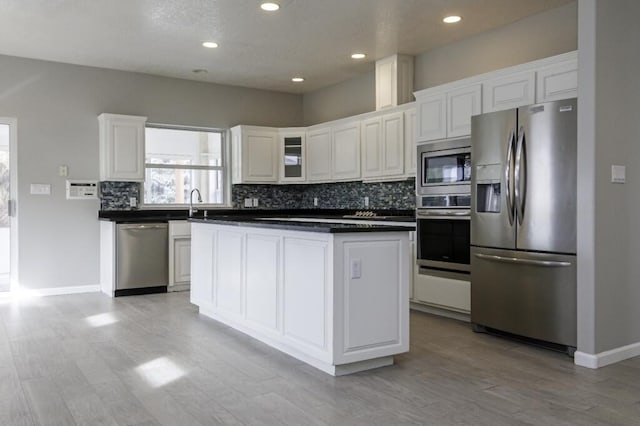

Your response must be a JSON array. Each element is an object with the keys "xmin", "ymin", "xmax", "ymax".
[
  {"xmin": 514, "ymin": 126, "xmax": 527, "ymax": 225},
  {"xmin": 474, "ymin": 253, "xmax": 571, "ymax": 267},
  {"xmin": 505, "ymin": 130, "xmax": 515, "ymax": 226}
]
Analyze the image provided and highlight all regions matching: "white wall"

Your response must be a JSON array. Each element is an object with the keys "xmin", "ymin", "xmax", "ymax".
[
  {"xmin": 0, "ymin": 55, "xmax": 302, "ymax": 290},
  {"xmin": 578, "ymin": 0, "xmax": 640, "ymax": 356}
]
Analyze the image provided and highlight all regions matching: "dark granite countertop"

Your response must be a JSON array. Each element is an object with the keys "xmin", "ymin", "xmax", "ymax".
[
  {"xmin": 98, "ymin": 209, "xmax": 415, "ymax": 224},
  {"xmin": 188, "ymin": 216, "xmax": 414, "ymax": 233}
]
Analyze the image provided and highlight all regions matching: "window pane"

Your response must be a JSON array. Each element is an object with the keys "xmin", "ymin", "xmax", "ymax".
[
  {"xmin": 145, "ymin": 127, "xmax": 222, "ymax": 166},
  {"xmin": 144, "ymin": 168, "xmax": 223, "ymax": 205}
]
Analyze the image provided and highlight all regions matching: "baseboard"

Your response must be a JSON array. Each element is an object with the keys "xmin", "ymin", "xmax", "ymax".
[
  {"xmin": 25, "ymin": 285, "xmax": 101, "ymax": 297},
  {"xmin": 410, "ymin": 301, "xmax": 471, "ymax": 323},
  {"xmin": 575, "ymin": 341, "xmax": 640, "ymax": 368}
]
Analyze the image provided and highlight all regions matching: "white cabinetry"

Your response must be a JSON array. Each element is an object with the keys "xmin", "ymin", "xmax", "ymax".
[
  {"xmin": 416, "ymin": 93, "xmax": 446, "ymax": 141},
  {"xmin": 482, "ymin": 71, "xmax": 536, "ymax": 113},
  {"xmin": 306, "ymin": 127, "xmax": 332, "ymax": 182},
  {"xmin": 231, "ymin": 125, "xmax": 279, "ymax": 184},
  {"xmin": 416, "ymin": 84, "xmax": 480, "ymax": 142},
  {"xmin": 404, "ymin": 108, "xmax": 417, "ymax": 177},
  {"xmin": 536, "ymin": 59, "xmax": 578, "ymax": 103},
  {"xmin": 331, "ymin": 121, "xmax": 361, "ymax": 181},
  {"xmin": 190, "ymin": 222, "xmax": 410, "ymax": 376},
  {"xmin": 413, "ymin": 272, "xmax": 470, "ymax": 314},
  {"xmin": 98, "ymin": 113, "xmax": 146, "ymax": 181},
  {"xmin": 169, "ymin": 221, "xmax": 191, "ymax": 292},
  {"xmin": 361, "ymin": 111, "xmax": 406, "ymax": 180}
]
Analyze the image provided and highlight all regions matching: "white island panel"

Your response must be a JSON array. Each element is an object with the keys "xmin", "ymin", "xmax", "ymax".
[
  {"xmin": 215, "ymin": 230, "xmax": 244, "ymax": 316},
  {"xmin": 246, "ymin": 234, "xmax": 280, "ymax": 333}
]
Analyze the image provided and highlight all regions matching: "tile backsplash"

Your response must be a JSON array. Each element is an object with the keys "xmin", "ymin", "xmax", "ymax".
[
  {"xmin": 100, "ymin": 178, "xmax": 416, "ymax": 211},
  {"xmin": 232, "ymin": 179, "xmax": 415, "ymax": 210},
  {"xmin": 100, "ymin": 181, "xmax": 140, "ymax": 210}
]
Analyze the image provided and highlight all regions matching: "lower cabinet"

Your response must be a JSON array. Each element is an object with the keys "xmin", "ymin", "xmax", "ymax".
[
  {"xmin": 412, "ymin": 272, "xmax": 470, "ymax": 314},
  {"xmin": 169, "ymin": 221, "xmax": 191, "ymax": 292}
]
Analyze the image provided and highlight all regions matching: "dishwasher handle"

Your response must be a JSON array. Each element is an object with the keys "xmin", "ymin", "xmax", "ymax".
[{"xmin": 118, "ymin": 223, "xmax": 168, "ymax": 230}]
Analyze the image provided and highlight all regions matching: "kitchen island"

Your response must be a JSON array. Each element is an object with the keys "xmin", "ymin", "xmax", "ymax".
[{"xmin": 189, "ymin": 217, "xmax": 411, "ymax": 376}]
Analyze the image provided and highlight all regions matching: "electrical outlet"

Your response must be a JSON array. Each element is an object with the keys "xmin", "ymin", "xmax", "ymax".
[
  {"xmin": 244, "ymin": 198, "xmax": 252, "ymax": 208},
  {"xmin": 129, "ymin": 197, "xmax": 137, "ymax": 207},
  {"xmin": 59, "ymin": 165, "xmax": 68, "ymax": 177},
  {"xmin": 364, "ymin": 196, "xmax": 369, "ymax": 207},
  {"xmin": 252, "ymin": 198, "xmax": 259, "ymax": 207},
  {"xmin": 313, "ymin": 197, "xmax": 318, "ymax": 207},
  {"xmin": 351, "ymin": 259, "xmax": 362, "ymax": 279}
]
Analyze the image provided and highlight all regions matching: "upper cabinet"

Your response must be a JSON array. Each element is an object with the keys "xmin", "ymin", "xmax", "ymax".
[
  {"xmin": 306, "ymin": 127, "xmax": 332, "ymax": 182},
  {"xmin": 279, "ymin": 128, "xmax": 306, "ymax": 183},
  {"xmin": 415, "ymin": 84, "xmax": 480, "ymax": 142},
  {"xmin": 536, "ymin": 60, "xmax": 578, "ymax": 103},
  {"xmin": 231, "ymin": 125, "xmax": 279, "ymax": 184},
  {"xmin": 331, "ymin": 121, "xmax": 361, "ymax": 181},
  {"xmin": 415, "ymin": 51, "xmax": 578, "ymax": 143},
  {"xmin": 98, "ymin": 113, "xmax": 147, "ymax": 181},
  {"xmin": 482, "ymin": 71, "xmax": 536, "ymax": 113},
  {"xmin": 404, "ymin": 108, "xmax": 417, "ymax": 177},
  {"xmin": 361, "ymin": 111, "xmax": 406, "ymax": 180}
]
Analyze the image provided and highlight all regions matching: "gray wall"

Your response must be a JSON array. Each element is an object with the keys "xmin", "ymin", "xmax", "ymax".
[
  {"xmin": 302, "ymin": 70, "xmax": 375, "ymax": 126},
  {"xmin": 302, "ymin": 2, "xmax": 578, "ymax": 125},
  {"xmin": 578, "ymin": 0, "xmax": 640, "ymax": 354},
  {"xmin": 0, "ymin": 55, "xmax": 302, "ymax": 290}
]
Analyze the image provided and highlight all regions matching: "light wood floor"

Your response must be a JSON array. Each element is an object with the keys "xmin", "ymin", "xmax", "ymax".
[{"xmin": 0, "ymin": 292, "xmax": 639, "ymax": 426}]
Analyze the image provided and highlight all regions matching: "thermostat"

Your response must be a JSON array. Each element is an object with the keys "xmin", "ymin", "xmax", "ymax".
[{"xmin": 66, "ymin": 180, "xmax": 98, "ymax": 199}]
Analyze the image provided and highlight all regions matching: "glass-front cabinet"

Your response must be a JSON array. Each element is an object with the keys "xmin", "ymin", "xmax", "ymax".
[{"xmin": 279, "ymin": 129, "xmax": 306, "ymax": 182}]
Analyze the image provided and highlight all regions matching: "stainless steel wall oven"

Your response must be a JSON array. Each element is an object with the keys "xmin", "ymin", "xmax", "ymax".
[{"xmin": 416, "ymin": 138, "xmax": 471, "ymax": 278}]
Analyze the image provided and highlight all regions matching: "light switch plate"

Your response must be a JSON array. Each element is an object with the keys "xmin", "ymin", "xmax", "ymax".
[
  {"xmin": 351, "ymin": 259, "xmax": 362, "ymax": 279},
  {"xmin": 59, "ymin": 165, "xmax": 68, "ymax": 177},
  {"xmin": 30, "ymin": 183, "xmax": 51, "ymax": 195},
  {"xmin": 612, "ymin": 165, "xmax": 626, "ymax": 183}
]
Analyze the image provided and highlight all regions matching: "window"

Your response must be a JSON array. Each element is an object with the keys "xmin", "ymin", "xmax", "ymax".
[{"xmin": 143, "ymin": 126, "xmax": 227, "ymax": 206}]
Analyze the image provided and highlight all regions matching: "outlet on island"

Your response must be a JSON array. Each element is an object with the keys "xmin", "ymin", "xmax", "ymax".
[{"xmin": 313, "ymin": 197, "xmax": 318, "ymax": 207}]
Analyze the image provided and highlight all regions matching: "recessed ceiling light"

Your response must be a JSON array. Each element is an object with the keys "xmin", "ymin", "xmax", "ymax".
[
  {"xmin": 202, "ymin": 41, "xmax": 218, "ymax": 48},
  {"xmin": 351, "ymin": 53, "xmax": 366, "ymax": 59},
  {"xmin": 291, "ymin": 77, "xmax": 305, "ymax": 83},
  {"xmin": 443, "ymin": 15, "xmax": 462, "ymax": 24},
  {"xmin": 260, "ymin": 2, "xmax": 280, "ymax": 11}
]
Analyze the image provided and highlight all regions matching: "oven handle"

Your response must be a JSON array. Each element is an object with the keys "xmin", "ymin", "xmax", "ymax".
[
  {"xmin": 474, "ymin": 253, "xmax": 571, "ymax": 267},
  {"xmin": 417, "ymin": 210, "xmax": 470, "ymax": 220}
]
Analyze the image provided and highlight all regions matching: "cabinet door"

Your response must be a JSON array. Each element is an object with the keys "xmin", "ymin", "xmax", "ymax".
[
  {"xmin": 404, "ymin": 108, "xmax": 417, "ymax": 177},
  {"xmin": 173, "ymin": 237, "xmax": 191, "ymax": 284},
  {"xmin": 416, "ymin": 94, "xmax": 446, "ymax": 142},
  {"xmin": 280, "ymin": 131, "xmax": 306, "ymax": 183},
  {"xmin": 447, "ymin": 84, "xmax": 482, "ymax": 138},
  {"xmin": 332, "ymin": 122, "xmax": 360, "ymax": 181},
  {"xmin": 483, "ymin": 71, "xmax": 535, "ymax": 113},
  {"xmin": 99, "ymin": 114, "xmax": 146, "ymax": 182},
  {"xmin": 361, "ymin": 117, "xmax": 382, "ymax": 179},
  {"xmin": 243, "ymin": 129, "xmax": 278, "ymax": 183},
  {"xmin": 306, "ymin": 128, "xmax": 332, "ymax": 182},
  {"xmin": 381, "ymin": 111, "xmax": 404, "ymax": 176},
  {"xmin": 536, "ymin": 60, "xmax": 578, "ymax": 103}
]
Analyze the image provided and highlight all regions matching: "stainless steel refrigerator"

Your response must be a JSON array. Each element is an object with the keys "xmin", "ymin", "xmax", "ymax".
[{"xmin": 470, "ymin": 98, "xmax": 577, "ymax": 351}]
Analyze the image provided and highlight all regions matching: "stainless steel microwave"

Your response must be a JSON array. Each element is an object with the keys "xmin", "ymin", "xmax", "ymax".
[{"xmin": 417, "ymin": 138, "xmax": 471, "ymax": 195}]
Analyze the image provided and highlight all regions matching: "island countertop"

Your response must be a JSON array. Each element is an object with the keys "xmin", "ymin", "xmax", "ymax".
[{"xmin": 187, "ymin": 216, "xmax": 415, "ymax": 233}]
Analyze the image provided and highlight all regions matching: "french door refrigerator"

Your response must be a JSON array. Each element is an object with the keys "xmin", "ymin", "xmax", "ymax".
[{"xmin": 470, "ymin": 98, "xmax": 577, "ymax": 351}]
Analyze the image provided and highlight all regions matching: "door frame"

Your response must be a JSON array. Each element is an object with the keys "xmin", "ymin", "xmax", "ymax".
[{"xmin": 0, "ymin": 118, "xmax": 18, "ymax": 291}]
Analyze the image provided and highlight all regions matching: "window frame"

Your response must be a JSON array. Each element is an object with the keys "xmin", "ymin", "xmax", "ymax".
[{"xmin": 141, "ymin": 123, "xmax": 231, "ymax": 209}]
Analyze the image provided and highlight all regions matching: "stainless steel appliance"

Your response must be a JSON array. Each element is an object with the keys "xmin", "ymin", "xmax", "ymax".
[
  {"xmin": 470, "ymin": 98, "xmax": 577, "ymax": 352},
  {"xmin": 116, "ymin": 223, "xmax": 168, "ymax": 296},
  {"xmin": 416, "ymin": 139, "xmax": 471, "ymax": 278}
]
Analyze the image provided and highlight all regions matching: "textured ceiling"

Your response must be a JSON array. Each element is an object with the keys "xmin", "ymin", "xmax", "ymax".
[{"xmin": 0, "ymin": 0, "xmax": 573, "ymax": 94}]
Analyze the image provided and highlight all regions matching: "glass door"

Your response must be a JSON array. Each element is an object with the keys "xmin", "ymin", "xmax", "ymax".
[{"xmin": 0, "ymin": 120, "xmax": 16, "ymax": 292}]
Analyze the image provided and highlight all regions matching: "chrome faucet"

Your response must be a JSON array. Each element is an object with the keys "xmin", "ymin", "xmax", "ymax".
[{"xmin": 189, "ymin": 188, "xmax": 202, "ymax": 217}]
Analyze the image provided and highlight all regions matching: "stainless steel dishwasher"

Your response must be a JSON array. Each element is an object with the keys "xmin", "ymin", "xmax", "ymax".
[{"xmin": 116, "ymin": 223, "xmax": 168, "ymax": 296}]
